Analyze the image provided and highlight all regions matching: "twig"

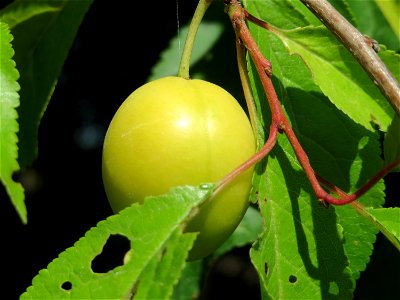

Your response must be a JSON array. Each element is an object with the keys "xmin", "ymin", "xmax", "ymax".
[
  {"xmin": 316, "ymin": 157, "xmax": 400, "ymax": 206},
  {"xmin": 300, "ymin": 0, "xmax": 400, "ymax": 116},
  {"xmin": 224, "ymin": 0, "xmax": 400, "ymax": 206},
  {"xmin": 318, "ymin": 174, "xmax": 400, "ymax": 251},
  {"xmin": 227, "ymin": 1, "xmax": 329, "ymax": 202}
]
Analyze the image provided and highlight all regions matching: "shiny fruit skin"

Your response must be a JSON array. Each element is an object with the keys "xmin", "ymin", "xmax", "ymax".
[{"xmin": 102, "ymin": 76, "xmax": 255, "ymax": 260}]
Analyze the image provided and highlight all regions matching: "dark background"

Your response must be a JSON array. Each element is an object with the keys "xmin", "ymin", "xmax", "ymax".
[{"xmin": 1, "ymin": 0, "xmax": 399, "ymax": 299}]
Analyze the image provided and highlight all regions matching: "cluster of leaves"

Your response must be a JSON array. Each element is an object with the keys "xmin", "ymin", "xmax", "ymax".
[
  {"xmin": 0, "ymin": 0, "xmax": 94, "ymax": 223},
  {"xmin": 0, "ymin": 0, "xmax": 399, "ymax": 299},
  {"xmin": 243, "ymin": 0, "xmax": 399, "ymax": 298}
]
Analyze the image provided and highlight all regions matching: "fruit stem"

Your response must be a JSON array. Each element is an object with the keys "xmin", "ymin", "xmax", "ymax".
[{"xmin": 177, "ymin": 0, "xmax": 213, "ymax": 79}]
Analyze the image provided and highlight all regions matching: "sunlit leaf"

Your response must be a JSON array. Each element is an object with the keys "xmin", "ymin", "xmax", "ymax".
[
  {"xmin": 347, "ymin": 0, "xmax": 399, "ymax": 50},
  {"xmin": 0, "ymin": 21, "xmax": 25, "ymax": 223},
  {"xmin": 172, "ymin": 205, "xmax": 263, "ymax": 299},
  {"xmin": 366, "ymin": 207, "xmax": 400, "ymax": 245},
  {"xmin": 379, "ymin": 46, "xmax": 400, "ymax": 82},
  {"xmin": 374, "ymin": 0, "xmax": 400, "ymax": 38},
  {"xmin": 21, "ymin": 184, "xmax": 213, "ymax": 299},
  {"xmin": 244, "ymin": 1, "xmax": 386, "ymax": 297},
  {"xmin": 270, "ymin": 25, "xmax": 394, "ymax": 131},
  {"xmin": 0, "ymin": 0, "xmax": 93, "ymax": 168}
]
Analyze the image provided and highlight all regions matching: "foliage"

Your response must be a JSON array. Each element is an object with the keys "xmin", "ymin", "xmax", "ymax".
[
  {"xmin": 0, "ymin": 0, "xmax": 398, "ymax": 299},
  {"xmin": 0, "ymin": 0, "xmax": 93, "ymax": 223},
  {"xmin": 20, "ymin": 185, "xmax": 212, "ymax": 299},
  {"xmin": 0, "ymin": 21, "xmax": 24, "ymax": 222},
  {"xmin": 244, "ymin": 1, "xmax": 396, "ymax": 297}
]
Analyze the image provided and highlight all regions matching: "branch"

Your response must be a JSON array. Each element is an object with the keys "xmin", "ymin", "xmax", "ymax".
[
  {"xmin": 316, "ymin": 157, "xmax": 400, "ymax": 206},
  {"xmin": 318, "ymin": 174, "xmax": 400, "ymax": 251},
  {"xmin": 226, "ymin": 1, "xmax": 330, "ymax": 203},
  {"xmin": 225, "ymin": 0, "xmax": 400, "ymax": 206},
  {"xmin": 300, "ymin": 0, "xmax": 400, "ymax": 116}
]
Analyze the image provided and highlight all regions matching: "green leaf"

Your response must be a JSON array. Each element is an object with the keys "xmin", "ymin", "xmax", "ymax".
[
  {"xmin": 243, "ymin": 0, "xmax": 320, "ymax": 29},
  {"xmin": 244, "ymin": 2, "xmax": 386, "ymax": 297},
  {"xmin": 244, "ymin": 0, "xmax": 395, "ymax": 132},
  {"xmin": 133, "ymin": 229, "xmax": 197, "ymax": 299},
  {"xmin": 0, "ymin": 21, "xmax": 26, "ymax": 223},
  {"xmin": 0, "ymin": 0, "xmax": 93, "ymax": 168},
  {"xmin": 148, "ymin": 20, "xmax": 225, "ymax": 81},
  {"xmin": 379, "ymin": 46, "xmax": 400, "ymax": 82},
  {"xmin": 171, "ymin": 206, "xmax": 263, "ymax": 299},
  {"xmin": 374, "ymin": 0, "xmax": 400, "ymax": 38},
  {"xmin": 214, "ymin": 205, "xmax": 263, "ymax": 256},
  {"xmin": 365, "ymin": 207, "xmax": 400, "ymax": 249},
  {"xmin": 346, "ymin": 0, "xmax": 399, "ymax": 51},
  {"xmin": 384, "ymin": 115, "xmax": 400, "ymax": 171},
  {"xmin": 328, "ymin": 0, "xmax": 357, "ymax": 25},
  {"xmin": 20, "ymin": 184, "xmax": 214, "ymax": 299},
  {"xmin": 249, "ymin": 90, "xmax": 385, "ymax": 298},
  {"xmin": 250, "ymin": 136, "xmax": 356, "ymax": 299},
  {"xmin": 270, "ymin": 25, "xmax": 394, "ymax": 131},
  {"xmin": 171, "ymin": 260, "xmax": 203, "ymax": 300}
]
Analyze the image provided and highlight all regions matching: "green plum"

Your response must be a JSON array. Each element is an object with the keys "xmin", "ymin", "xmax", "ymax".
[{"xmin": 102, "ymin": 76, "xmax": 255, "ymax": 260}]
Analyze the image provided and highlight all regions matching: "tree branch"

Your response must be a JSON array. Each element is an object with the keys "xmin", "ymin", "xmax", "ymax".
[
  {"xmin": 224, "ymin": 0, "xmax": 400, "ymax": 207},
  {"xmin": 300, "ymin": 0, "xmax": 400, "ymax": 116}
]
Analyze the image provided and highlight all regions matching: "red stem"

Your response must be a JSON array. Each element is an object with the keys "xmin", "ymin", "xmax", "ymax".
[
  {"xmin": 226, "ymin": 0, "xmax": 400, "ymax": 206},
  {"xmin": 216, "ymin": 125, "xmax": 278, "ymax": 195},
  {"xmin": 317, "ymin": 158, "xmax": 400, "ymax": 205}
]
